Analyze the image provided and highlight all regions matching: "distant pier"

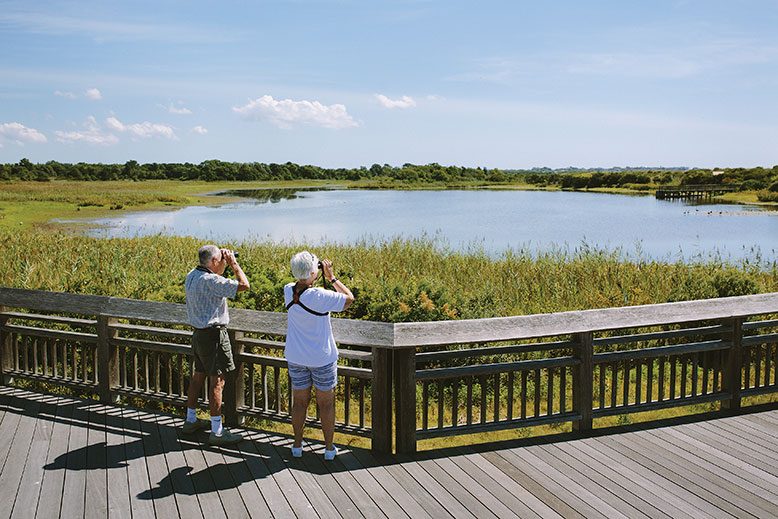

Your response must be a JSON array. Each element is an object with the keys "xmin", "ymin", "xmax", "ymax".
[{"xmin": 656, "ymin": 184, "xmax": 738, "ymax": 200}]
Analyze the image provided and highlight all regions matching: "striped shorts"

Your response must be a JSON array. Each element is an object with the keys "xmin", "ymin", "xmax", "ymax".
[{"xmin": 287, "ymin": 362, "xmax": 338, "ymax": 391}]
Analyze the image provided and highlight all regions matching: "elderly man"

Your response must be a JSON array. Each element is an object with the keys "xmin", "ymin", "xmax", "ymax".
[{"xmin": 182, "ymin": 244, "xmax": 250, "ymax": 445}]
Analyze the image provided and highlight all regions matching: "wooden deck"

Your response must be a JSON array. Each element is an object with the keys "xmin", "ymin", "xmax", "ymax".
[{"xmin": 2, "ymin": 387, "xmax": 778, "ymax": 519}]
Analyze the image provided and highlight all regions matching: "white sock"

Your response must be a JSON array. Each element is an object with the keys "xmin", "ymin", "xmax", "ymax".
[
  {"xmin": 210, "ymin": 416, "xmax": 223, "ymax": 435},
  {"xmin": 186, "ymin": 408, "xmax": 197, "ymax": 423}
]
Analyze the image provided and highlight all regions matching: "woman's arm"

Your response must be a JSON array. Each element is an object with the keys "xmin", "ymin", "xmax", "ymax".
[{"xmin": 321, "ymin": 259, "xmax": 354, "ymax": 310}]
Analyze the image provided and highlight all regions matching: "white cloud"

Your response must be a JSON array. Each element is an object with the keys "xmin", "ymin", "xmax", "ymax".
[
  {"xmin": 233, "ymin": 95, "xmax": 358, "ymax": 129},
  {"xmin": 85, "ymin": 88, "xmax": 102, "ymax": 100},
  {"xmin": 161, "ymin": 102, "xmax": 192, "ymax": 115},
  {"xmin": 0, "ymin": 122, "xmax": 47, "ymax": 145},
  {"xmin": 191, "ymin": 125, "xmax": 208, "ymax": 135},
  {"xmin": 106, "ymin": 116, "xmax": 177, "ymax": 140},
  {"xmin": 54, "ymin": 90, "xmax": 77, "ymax": 99},
  {"xmin": 55, "ymin": 116, "xmax": 118, "ymax": 146},
  {"xmin": 375, "ymin": 94, "xmax": 417, "ymax": 109}
]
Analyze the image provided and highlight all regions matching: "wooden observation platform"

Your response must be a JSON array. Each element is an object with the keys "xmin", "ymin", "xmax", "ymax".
[
  {"xmin": 655, "ymin": 184, "xmax": 738, "ymax": 200},
  {"xmin": 1, "ymin": 287, "xmax": 777, "ymax": 517}
]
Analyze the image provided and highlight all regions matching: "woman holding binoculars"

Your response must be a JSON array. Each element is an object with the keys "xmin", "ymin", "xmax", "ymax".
[{"xmin": 284, "ymin": 251, "xmax": 354, "ymax": 460}]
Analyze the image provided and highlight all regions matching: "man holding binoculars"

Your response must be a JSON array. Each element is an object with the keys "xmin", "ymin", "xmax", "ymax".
[{"xmin": 182, "ymin": 244, "xmax": 250, "ymax": 445}]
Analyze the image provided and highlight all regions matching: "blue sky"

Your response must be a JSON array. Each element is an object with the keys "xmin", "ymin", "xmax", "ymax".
[{"xmin": 1, "ymin": 0, "xmax": 777, "ymax": 169}]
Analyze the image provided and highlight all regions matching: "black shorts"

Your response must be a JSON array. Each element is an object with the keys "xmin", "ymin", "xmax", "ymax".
[{"xmin": 191, "ymin": 327, "xmax": 235, "ymax": 376}]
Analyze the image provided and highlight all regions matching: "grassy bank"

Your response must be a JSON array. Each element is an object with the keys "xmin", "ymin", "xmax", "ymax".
[{"xmin": 2, "ymin": 229, "xmax": 776, "ymax": 321}]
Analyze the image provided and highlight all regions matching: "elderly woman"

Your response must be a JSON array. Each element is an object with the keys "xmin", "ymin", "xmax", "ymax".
[{"xmin": 285, "ymin": 251, "xmax": 354, "ymax": 460}]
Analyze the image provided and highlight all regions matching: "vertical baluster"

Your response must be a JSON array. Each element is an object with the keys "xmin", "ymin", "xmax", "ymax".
[
  {"xmin": 547, "ymin": 368, "xmax": 553, "ymax": 416},
  {"xmin": 359, "ymin": 380, "xmax": 365, "ymax": 428},
  {"xmin": 494, "ymin": 373, "xmax": 501, "ymax": 422},
  {"xmin": 274, "ymin": 366, "xmax": 280, "ymax": 413},
  {"xmin": 658, "ymin": 356, "xmax": 665, "ymax": 401},
  {"xmin": 713, "ymin": 350, "xmax": 721, "ymax": 392},
  {"xmin": 249, "ymin": 363, "xmax": 256, "ymax": 409},
  {"xmin": 646, "ymin": 358, "xmax": 654, "ymax": 403},
  {"xmin": 344, "ymin": 376, "xmax": 351, "ymax": 426},
  {"xmin": 422, "ymin": 381, "xmax": 429, "ymax": 430},
  {"xmin": 754, "ymin": 344, "xmax": 762, "ymax": 388},
  {"xmin": 507, "ymin": 371, "xmax": 514, "ymax": 420},
  {"xmin": 610, "ymin": 362, "xmax": 618, "ymax": 408},
  {"xmin": 533, "ymin": 369, "xmax": 541, "ymax": 418},
  {"xmin": 52, "ymin": 339, "xmax": 59, "ymax": 378},
  {"xmin": 42, "ymin": 338, "xmax": 49, "ymax": 376},
  {"xmin": 452, "ymin": 380, "xmax": 459, "ymax": 427},
  {"xmin": 680, "ymin": 355, "xmax": 688, "ymax": 398},
  {"xmin": 744, "ymin": 346, "xmax": 752, "ymax": 390},
  {"xmin": 762, "ymin": 344, "xmax": 770, "ymax": 386},
  {"xmin": 773, "ymin": 343, "xmax": 778, "ymax": 386},
  {"xmin": 13, "ymin": 334, "xmax": 19, "ymax": 371},
  {"xmin": 438, "ymin": 380, "xmax": 445, "ymax": 429},
  {"xmin": 599, "ymin": 364, "xmax": 606, "ymax": 409},
  {"xmin": 144, "ymin": 350, "xmax": 150, "ymax": 393},
  {"xmin": 520, "ymin": 370, "xmax": 527, "ymax": 419},
  {"xmin": 60, "ymin": 338, "xmax": 67, "ymax": 379},
  {"xmin": 635, "ymin": 360, "xmax": 642, "ymax": 405},
  {"xmin": 33, "ymin": 338, "xmax": 39, "ymax": 374},
  {"xmin": 466, "ymin": 377, "xmax": 473, "ymax": 425},
  {"xmin": 702, "ymin": 351, "xmax": 709, "ymax": 395},
  {"xmin": 480, "ymin": 376, "xmax": 487, "ymax": 424},
  {"xmin": 133, "ymin": 350, "xmax": 139, "ymax": 390},
  {"xmin": 691, "ymin": 353, "xmax": 699, "ymax": 396},
  {"xmin": 670, "ymin": 356, "xmax": 677, "ymax": 399},
  {"xmin": 23, "ymin": 336, "xmax": 30, "ymax": 373},
  {"xmin": 154, "ymin": 352, "xmax": 160, "ymax": 394},
  {"xmin": 262, "ymin": 364, "xmax": 268, "ymax": 411},
  {"xmin": 560, "ymin": 366, "xmax": 567, "ymax": 413},
  {"xmin": 177, "ymin": 354, "xmax": 184, "ymax": 397},
  {"xmin": 167, "ymin": 353, "xmax": 173, "ymax": 395},
  {"xmin": 622, "ymin": 362, "xmax": 630, "ymax": 406}
]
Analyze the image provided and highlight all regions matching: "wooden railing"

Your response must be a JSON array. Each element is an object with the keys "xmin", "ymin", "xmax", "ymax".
[{"xmin": 1, "ymin": 287, "xmax": 777, "ymax": 454}]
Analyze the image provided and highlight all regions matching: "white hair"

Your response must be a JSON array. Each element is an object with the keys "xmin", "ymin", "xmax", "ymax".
[
  {"xmin": 198, "ymin": 244, "xmax": 219, "ymax": 266},
  {"xmin": 290, "ymin": 250, "xmax": 318, "ymax": 280}
]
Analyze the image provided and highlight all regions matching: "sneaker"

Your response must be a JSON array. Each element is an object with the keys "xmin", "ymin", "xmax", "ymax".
[
  {"xmin": 290, "ymin": 446, "xmax": 303, "ymax": 458},
  {"xmin": 208, "ymin": 428, "xmax": 243, "ymax": 446},
  {"xmin": 181, "ymin": 418, "xmax": 209, "ymax": 435},
  {"xmin": 324, "ymin": 446, "xmax": 338, "ymax": 461}
]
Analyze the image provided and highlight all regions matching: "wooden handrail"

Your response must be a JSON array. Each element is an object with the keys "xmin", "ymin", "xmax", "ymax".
[{"xmin": 1, "ymin": 286, "xmax": 777, "ymax": 455}]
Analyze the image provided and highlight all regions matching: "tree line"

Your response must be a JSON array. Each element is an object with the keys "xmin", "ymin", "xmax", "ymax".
[{"xmin": 0, "ymin": 159, "xmax": 508, "ymax": 183}]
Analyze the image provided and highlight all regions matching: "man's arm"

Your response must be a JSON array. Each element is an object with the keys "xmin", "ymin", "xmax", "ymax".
[{"xmin": 223, "ymin": 249, "xmax": 250, "ymax": 292}]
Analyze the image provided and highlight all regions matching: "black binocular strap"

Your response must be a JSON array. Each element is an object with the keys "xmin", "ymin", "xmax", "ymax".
[{"xmin": 286, "ymin": 286, "xmax": 329, "ymax": 316}]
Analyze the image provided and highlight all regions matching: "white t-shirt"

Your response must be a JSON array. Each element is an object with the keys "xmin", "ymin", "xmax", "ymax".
[{"xmin": 283, "ymin": 283, "xmax": 347, "ymax": 368}]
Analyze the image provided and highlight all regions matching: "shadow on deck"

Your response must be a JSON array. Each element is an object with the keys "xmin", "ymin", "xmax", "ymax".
[{"xmin": 2, "ymin": 386, "xmax": 778, "ymax": 518}]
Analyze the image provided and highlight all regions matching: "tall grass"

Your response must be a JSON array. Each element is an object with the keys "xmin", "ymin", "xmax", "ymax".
[{"xmin": 2, "ymin": 228, "xmax": 776, "ymax": 320}]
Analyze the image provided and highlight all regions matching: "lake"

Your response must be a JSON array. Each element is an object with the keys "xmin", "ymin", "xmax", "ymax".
[{"xmin": 86, "ymin": 189, "xmax": 778, "ymax": 262}]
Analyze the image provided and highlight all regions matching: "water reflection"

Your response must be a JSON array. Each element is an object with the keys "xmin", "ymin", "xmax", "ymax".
[{"xmin": 218, "ymin": 188, "xmax": 325, "ymax": 204}]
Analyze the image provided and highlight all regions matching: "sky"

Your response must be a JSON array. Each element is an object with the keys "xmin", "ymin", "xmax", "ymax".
[{"xmin": 1, "ymin": 0, "xmax": 777, "ymax": 169}]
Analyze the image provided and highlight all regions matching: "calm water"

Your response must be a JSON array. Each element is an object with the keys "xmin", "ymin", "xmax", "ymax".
[{"xmin": 86, "ymin": 189, "xmax": 777, "ymax": 262}]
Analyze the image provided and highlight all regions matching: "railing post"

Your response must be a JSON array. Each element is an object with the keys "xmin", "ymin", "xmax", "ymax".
[
  {"xmin": 572, "ymin": 331, "xmax": 594, "ymax": 433},
  {"xmin": 370, "ymin": 347, "xmax": 393, "ymax": 453},
  {"xmin": 394, "ymin": 347, "xmax": 417, "ymax": 454},
  {"xmin": 722, "ymin": 317, "xmax": 743, "ymax": 412},
  {"xmin": 223, "ymin": 330, "xmax": 245, "ymax": 427},
  {"xmin": 0, "ymin": 306, "xmax": 12, "ymax": 385},
  {"xmin": 97, "ymin": 315, "xmax": 120, "ymax": 403}
]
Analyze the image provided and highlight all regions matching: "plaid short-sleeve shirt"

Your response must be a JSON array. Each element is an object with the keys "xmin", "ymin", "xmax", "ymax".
[{"xmin": 184, "ymin": 266, "xmax": 239, "ymax": 329}]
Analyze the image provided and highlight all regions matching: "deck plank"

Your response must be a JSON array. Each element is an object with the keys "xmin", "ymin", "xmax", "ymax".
[
  {"xmin": 235, "ymin": 429, "xmax": 296, "ymax": 519},
  {"xmin": 622, "ymin": 429, "xmax": 777, "ymax": 517},
  {"xmin": 214, "ymin": 428, "xmax": 272, "ymax": 517},
  {"xmin": 532, "ymin": 443, "xmax": 655, "ymax": 519},
  {"xmin": 691, "ymin": 421, "xmax": 778, "ymax": 475},
  {"xmin": 396, "ymin": 456, "xmax": 477, "ymax": 519},
  {"xmin": 0, "ymin": 395, "xmax": 39, "ymax": 519},
  {"xmin": 137, "ymin": 408, "xmax": 179, "ymax": 518},
  {"xmin": 36, "ymin": 395, "xmax": 74, "ymax": 519},
  {"xmin": 457, "ymin": 448, "xmax": 557, "ymax": 519},
  {"xmin": 59, "ymin": 397, "xmax": 89, "ymax": 519},
  {"xmin": 121, "ymin": 408, "xmax": 156, "ymax": 519},
  {"xmin": 104, "ymin": 405, "xmax": 132, "ymax": 519},
  {"xmin": 153, "ymin": 414, "xmax": 204, "ymax": 518},
  {"xmin": 348, "ymin": 448, "xmax": 434, "ymax": 518},
  {"xmin": 84, "ymin": 402, "xmax": 108, "ymax": 519},
  {"xmin": 10, "ymin": 395, "xmax": 57, "ymax": 519}
]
